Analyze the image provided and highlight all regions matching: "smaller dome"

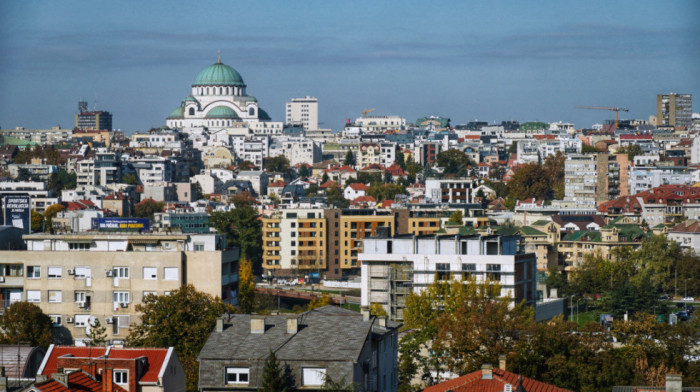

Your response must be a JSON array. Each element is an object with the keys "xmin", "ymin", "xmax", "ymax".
[
  {"xmin": 258, "ymin": 108, "xmax": 272, "ymax": 121},
  {"xmin": 246, "ymin": 96, "xmax": 258, "ymax": 102},
  {"xmin": 167, "ymin": 107, "xmax": 184, "ymax": 119},
  {"xmin": 205, "ymin": 106, "xmax": 240, "ymax": 119},
  {"xmin": 184, "ymin": 95, "xmax": 199, "ymax": 103}
]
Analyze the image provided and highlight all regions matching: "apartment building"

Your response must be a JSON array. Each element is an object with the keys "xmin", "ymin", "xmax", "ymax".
[
  {"xmin": 424, "ymin": 177, "xmax": 478, "ymax": 204},
  {"xmin": 354, "ymin": 115, "xmax": 406, "ymax": 133},
  {"xmin": 0, "ymin": 126, "xmax": 72, "ymax": 145},
  {"xmin": 285, "ymin": 96, "xmax": 319, "ymax": 130},
  {"xmin": 0, "ymin": 232, "xmax": 239, "ymax": 344},
  {"xmin": 359, "ymin": 232, "xmax": 536, "ymax": 321},
  {"xmin": 657, "ymin": 93, "xmax": 693, "ymax": 129},
  {"xmin": 76, "ymin": 151, "xmax": 122, "ymax": 187},
  {"xmin": 261, "ymin": 209, "xmax": 326, "ymax": 277},
  {"xmin": 336, "ymin": 209, "xmax": 395, "ymax": 272}
]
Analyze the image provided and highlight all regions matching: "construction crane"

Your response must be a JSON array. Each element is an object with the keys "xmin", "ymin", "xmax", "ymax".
[
  {"xmin": 362, "ymin": 108, "xmax": 376, "ymax": 118},
  {"xmin": 575, "ymin": 106, "xmax": 629, "ymax": 130}
]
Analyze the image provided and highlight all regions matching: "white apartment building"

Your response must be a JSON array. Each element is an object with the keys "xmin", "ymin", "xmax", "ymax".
[
  {"xmin": 379, "ymin": 142, "xmax": 397, "ymax": 167},
  {"xmin": 286, "ymin": 96, "xmax": 319, "ymax": 131},
  {"xmin": 628, "ymin": 165, "xmax": 695, "ymax": 195},
  {"xmin": 76, "ymin": 152, "xmax": 122, "ymax": 187},
  {"xmin": 354, "ymin": 116, "xmax": 406, "ymax": 133},
  {"xmin": 359, "ymin": 233, "xmax": 536, "ymax": 321},
  {"xmin": 564, "ymin": 154, "xmax": 598, "ymax": 208},
  {"xmin": 131, "ymin": 157, "xmax": 174, "ymax": 185},
  {"xmin": 424, "ymin": 177, "xmax": 478, "ymax": 204},
  {"xmin": 268, "ymin": 137, "xmax": 321, "ymax": 166},
  {"xmin": 0, "ymin": 232, "xmax": 239, "ymax": 344}
]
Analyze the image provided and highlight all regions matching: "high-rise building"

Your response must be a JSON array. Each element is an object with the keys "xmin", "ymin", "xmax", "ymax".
[
  {"xmin": 75, "ymin": 100, "xmax": 113, "ymax": 131},
  {"xmin": 285, "ymin": 96, "xmax": 319, "ymax": 130},
  {"xmin": 656, "ymin": 93, "xmax": 692, "ymax": 129}
]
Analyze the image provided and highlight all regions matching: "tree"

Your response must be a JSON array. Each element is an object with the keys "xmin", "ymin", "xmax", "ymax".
[
  {"xmin": 383, "ymin": 170, "xmax": 393, "ymax": 184},
  {"xmin": 343, "ymin": 150, "xmax": 355, "ymax": 166},
  {"xmin": 43, "ymin": 203, "xmax": 65, "ymax": 231},
  {"xmin": 86, "ymin": 318, "xmax": 107, "ymax": 346},
  {"xmin": 581, "ymin": 143, "xmax": 602, "ymax": 154},
  {"xmin": 308, "ymin": 294, "xmax": 332, "ymax": 310},
  {"xmin": 369, "ymin": 303, "xmax": 388, "ymax": 317},
  {"xmin": 367, "ymin": 183, "xmax": 404, "ymax": 201},
  {"xmin": 238, "ymin": 258, "xmax": 255, "ymax": 314},
  {"xmin": 506, "ymin": 152, "xmax": 564, "ymax": 201},
  {"xmin": 0, "ymin": 302, "xmax": 53, "ymax": 348},
  {"xmin": 298, "ymin": 164, "xmax": 310, "ymax": 178},
  {"xmin": 435, "ymin": 149, "xmax": 473, "ymax": 175},
  {"xmin": 625, "ymin": 144, "xmax": 643, "ymax": 161},
  {"xmin": 507, "ymin": 141, "xmax": 518, "ymax": 155},
  {"xmin": 321, "ymin": 172, "xmax": 330, "ymax": 184},
  {"xmin": 239, "ymin": 160, "xmax": 256, "ymax": 171},
  {"xmin": 210, "ymin": 207, "xmax": 262, "ymax": 270},
  {"xmin": 447, "ymin": 210, "xmax": 463, "ymax": 225},
  {"xmin": 261, "ymin": 350, "xmax": 288, "ymax": 392},
  {"xmin": 126, "ymin": 285, "xmax": 235, "ymax": 392},
  {"xmin": 31, "ymin": 210, "xmax": 44, "ymax": 232},
  {"xmin": 396, "ymin": 150, "xmax": 406, "ymax": 169},
  {"xmin": 264, "ymin": 155, "xmax": 291, "ymax": 174},
  {"xmin": 321, "ymin": 375, "xmax": 355, "ymax": 392},
  {"xmin": 47, "ymin": 170, "xmax": 77, "ymax": 193},
  {"xmin": 488, "ymin": 163, "xmax": 505, "ymax": 181},
  {"xmin": 122, "ymin": 173, "xmax": 139, "ymax": 185},
  {"xmin": 133, "ymin": 199, "xmax": 164, "ymax": 220},
  {"xmin": 326, "ymin": 186, "xmax": 349, "ymax": 208}
]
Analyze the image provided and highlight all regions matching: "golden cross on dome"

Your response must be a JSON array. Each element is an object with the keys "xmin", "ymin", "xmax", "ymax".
[{"xmin": 217, "ymin": 50, "xmax": 221, "ymax": 64}]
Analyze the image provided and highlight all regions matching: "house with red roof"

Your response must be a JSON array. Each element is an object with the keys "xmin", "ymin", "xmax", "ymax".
[
  {"xmin": 317, "ymin": 164, "xmax": 357, "ymax": 184},
  {"xmin": 344, "ymin": 183, "xmax": 369, "ymax": 200},
  {"xmin": 27, "ymin": 369, "xmax": 128, "ymax": 392},
  {"xmin": 423, "ymin": 364, "xmax": 571, "ymax": 392},
  {"xmin": 384, "ymin": 163, "xmax": 406, "ymax": 179},
  {"xmin": 267, "ymin": 180, "xmax": 287, "ymax": 197},
  {"xmin": 34, "ymin": 345, "xmax": 185, "ymax": 392},
  {"xmin": 350, "ymin": 195, "xmax": 377, "ymax": 208},
  {"xmin": 668, "ymin": 219, "xmax": 700, "ymax": 254}
]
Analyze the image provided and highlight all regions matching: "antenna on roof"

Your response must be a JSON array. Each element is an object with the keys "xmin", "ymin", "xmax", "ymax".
[{"xmin": 217, "ymin": 50, "xmax": 221, "ymax": 64}]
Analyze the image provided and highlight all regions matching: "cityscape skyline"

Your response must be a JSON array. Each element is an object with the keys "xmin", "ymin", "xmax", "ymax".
[{"xmin": 1, "ymin": 0, "xmax": 698, "ymax": 132}]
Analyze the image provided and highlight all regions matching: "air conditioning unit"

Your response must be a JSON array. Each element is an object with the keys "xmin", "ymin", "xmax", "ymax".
[
  {"xmin": 78, "ymin": 301, "xmax": 86, "ymax": 308},
  {"xmin": 106, "ymin": 270, "xmax": 113, "ymax": 277},
  {"xmin": 66, "ymin": 317, "xmax": 74, "ymax": 324},
  {"xmin": 163, "ymin": 242, "xmax": 171, "ymax": 249},
  {"xmin": 67, "ymin": 269, "xmax": 75, "ymax": 275},
  {"xmin": 0, "ymin": 277, "xmax": 5, "ymax": 283},
  {"xmin": 120, "ymin": 303, "xmax": 128, "ymax": 308},
  {"xmin": 105, "ymin": 317, "xmax": 114, "ymax": 324}
]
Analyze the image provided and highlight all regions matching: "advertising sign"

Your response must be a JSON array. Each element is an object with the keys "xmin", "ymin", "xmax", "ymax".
[
  {"xmin": 94, "ymin": 218, "xmax": 149, "ymax": 232},
  {"xmin": 3, "ymin": 195, "xmax": 31, "ymax": 234}
]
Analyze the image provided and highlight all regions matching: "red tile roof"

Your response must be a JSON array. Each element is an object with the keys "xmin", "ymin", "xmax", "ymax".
[
  {"xmin": 423, "ymin": 368, "xmax": 572, "ymax": 392},
  {"xmin": 319, "ymin": 180, "xmax": 339, "ymax": 189},
  {"xmin": 670, "ymin": 219, "xmax": 700, "ymax": 233},
  {"xmin": 269, "ymin": 180, "xmax": 287, "ymax": 187},
  {"xmin": 32, "ymin": 370, "xmax": 127, "ymax": 392},
  {"xmin": 619, "ymin": 134, "xmax": 653, "ymax": 140},
  {"xmin": 41, "ymin": 346, "xmax": 108, "ymax": 376},
  {"xmin": 107, "ymin": 348, "xmax": 169, "ymax": 383},
  {"xmin": 348, "ymin": 183, "xmax": 369, "ymax": 191},
  {"xmin": 352, "ymin": 195, "xmax": 377, "ymax": 203}
]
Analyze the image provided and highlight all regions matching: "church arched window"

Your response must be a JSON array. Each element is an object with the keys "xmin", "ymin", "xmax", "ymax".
[
  {"xmin": 249, "ymin": 108, "xmax": 255, "ymax": 116},
  {"xmin": 189, "ymin": 108, "xmax": 195, "ymax": 116}
]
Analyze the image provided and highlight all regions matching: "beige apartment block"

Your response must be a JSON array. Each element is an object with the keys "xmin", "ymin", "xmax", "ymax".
[
  {"xmin": 261, "ymin": 209, "xmax": 326, "ymax": 276},
  {"xmin": 338, "ymin": 210, "xmax": 395, "ymax": 270},
  {"xmin": 0, "ymin": 232, "xmax": 239, "ymax": 345}
]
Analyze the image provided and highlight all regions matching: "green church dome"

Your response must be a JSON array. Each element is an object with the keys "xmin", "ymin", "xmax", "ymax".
[
  {"xmin": 194, "ymin": 61, "xmax": 245, "ymax": 86},
  {"xmin": 167, "ymin": 107, "xmax": 184, "ymax": 119},
  {"xmin": 258, "ymin": 108, "xmax": 272, "ymax": 121},
  {"xmin": 205, "ymin": 106, "xmax": 240, "ymax": 119}
]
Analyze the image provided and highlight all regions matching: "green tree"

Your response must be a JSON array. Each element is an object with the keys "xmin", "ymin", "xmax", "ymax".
[
  {"xmin": 209, "ymin": 206, "xmax": 263, "ymax": 270},
  {"xmin": 307, "ymin": 294, "xmax": 332, "ymax": 310},
  {"xmin": 122, "ymin": 173, "xmax": 139, "ymax": 185},
  {"xmin": 86, "ymin": 318, "xmax": 107, "ymax": 346},
  {"xmin": 31, "ymin": 210, "xmax": 44, "ymax": 232},
  {"xmin": 298, "ymin": 164, "xmax": 310, "ymax": 177},
  {"xmin": 239, "ymin": 160, "xmax": 255, "ymax": 171},
  {"xmin": 264, "ymin": 155, "xmax": 291, "ymax": 174},
  {"xmin": 369, "ymin": 303, "xmax": 388, "ymax": 317},
  {"xmin": 326, "ymin": 186, "xmax": 349, "ymax": 208},
  {"xmin": 581, "ymin": 143, "xmax": 602, "ymax": 154},
  {"xmin": 626, "ymin": 144, "xmax": 643, "ymax": 161},
  {"xmin": 0, "ymin": 302, "xmax": 53, "ymax": 348},
  {"xmin": 447, "ymin": 210, "xmax": 463, "ymax": 225},
  {"xmin": 43, "ymin": 203, "xmax": 65, "ymax": 231},
  {"xmin": 238, "ymin": 258, "xmax": 255, "ymax": 314},
  {"xmin": 405, "ymin": 158, "xmax": 423, "ymax": 179},
  {"xmin": 507, "ymin": 141, "xmax": 518, "ymax": 155},
  {"xmin": 133, "ymin": 199, "xmax": 164, "ymax": 220},
  {"xmin": 126, "ymin": 285, "xmax": 235, "ymax": 392},
  {"xmin": 47, "ymin": 170, "xmax": 77, "ymax": 193},
  {"xmin": 396, "ymin": 150, "xmax": 406, "ymax": 169},
  {"xmin": 367, "ymin": 183, "xmax": 404, "ymax": 201},
  {"xmin": 435, "ymin": 149, "xmax": 473, "ymax": 175},
  {"xmin": 343, "ymin": 150, "xmax": 355, "ymax": 166},
  {"xmin": 321, "ymin": 375, "xmax": 354, "ymax": 392},
  {"xmin": 261, "ymin": 350, "xmax": 288, "ymax": 392},
  {"xmin": 321, "ymin": 172, "xmax": 330, "ymax": 184}
]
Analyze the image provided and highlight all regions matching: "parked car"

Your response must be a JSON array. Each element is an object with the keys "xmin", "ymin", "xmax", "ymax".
[
  {"xmin": 682, "ymin": 297, "xmax": 695, "ymax": 302},
  {"xmin": 676, "ymin": 311, "xmax": 689, "ymax": 321},
  {"xmin": 659, "ymin": 294, "xmax": 670, "ymax": 301}
]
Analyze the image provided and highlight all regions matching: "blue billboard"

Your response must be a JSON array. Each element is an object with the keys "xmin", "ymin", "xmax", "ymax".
[
  {"xmin": 94, "ymin": 218, "xmax": 150, "ymax": 232},
  {"xmin": 3, "ymin": 195, "xmax": 31, "ymax": 234}
]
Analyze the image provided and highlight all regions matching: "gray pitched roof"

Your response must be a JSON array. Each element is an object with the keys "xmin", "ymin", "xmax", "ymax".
[{"xmin": 199, "ymin": 306, "xmax": 399, "ymax": 363}]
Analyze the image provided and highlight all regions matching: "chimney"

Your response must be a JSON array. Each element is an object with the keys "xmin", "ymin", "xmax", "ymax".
[
  {"xmin": 665, "ymin": 374, "xmax": 682, "ymax": 392},
  {"xmin": 251, "ymin": 315, "xmax": 266, "ymax": 334},
  {"xmin": 378, "ymin": 316, "xmax": 387, "ymax": 328},
  {"xmin": 498, "ymin": 354, "xmax": 506, "ymax": 371},
  {"xmin": 482, "ymin": 364, "xmax": 493, "ymax": 380},
  {"xmin": 287, "ymin": 316, "xmax": 298, "ymax": 334},
  {"xmin": 361, "ymin": 306, "xmax": 370, "ymax": 322},
  {"xmin": 215, "ymin": 318, "xmax": 224, "ymax": 332},
  {"xmin": 52, "ymin": 372, "xmax": 68, "ymax": 387},
  {"xmin": 103, "ymin": 368, "xmax": 114, "ymax": 392}
]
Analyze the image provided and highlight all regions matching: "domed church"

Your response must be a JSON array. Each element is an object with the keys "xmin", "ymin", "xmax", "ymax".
[{"xmin": 166, "ymin": 54, "xmax": 274, "ymax": 130}]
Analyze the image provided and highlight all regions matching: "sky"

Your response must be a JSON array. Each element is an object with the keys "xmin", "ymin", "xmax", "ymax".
[{"xmin": 1, "ymin": 0, "xmax": 699, "ymax": 133}]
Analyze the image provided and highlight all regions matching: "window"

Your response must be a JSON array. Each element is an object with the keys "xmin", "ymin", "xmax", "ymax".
[
  {"xmin": 436, "ymin": 263, "xmax": 451, "ymax": 281},
  {"xmin": 49, "ymin": 290, "xmax": 62, "ymax": 303},
  {"xmin": 27, "ymin": 266, "xmax": 40, "ymax": 279},
  {"xmin": 193, "ymin": 242, "xmax": 205, "ymax": 251},
  {"xmin": 226, "ymin": 367, "xmax": 249, "ymax": 384},
  {"xmin": 113, "ymin": 267, "xmax": 129, "ymax": 279},
  {"xmin": 143, "ymin": 267, "xmax": 157, "ymax": 280},
  {"xmin": 112, "ymin": 315, "xmax": 130, "ymax": 335},
  {"xmin": 74, "ymin": 292, "xmax": 87, "ymax": 302},
  {"xmin": 27, "ymin": 290, "xmax": 40, "ymax": 302},
  {"xmin": 163, "ymin": 267, "xmax": 178, "ymax": 281},
  {"xmin": 74, "ymin": 267, "xmax": 90, "ymax": 279},
  {"xmin": 188, "ymin": 108, "xmax": 195, "ymax": 116},
  {"xmin": 143, "ymin": 291, "xmax": 157, "ymax": 299},
  {"xmin": 302, "ymin": 368, "xmax": 326, "ymax": 386},
  {"xmin": 113, "ymin": 291, "xmax": 130, "ymax": 303},
  {"xmin": 48, "ymin": 266, "xmax": 62, "ymax": 278},
  {"xmin": 462, "ymin": 264, "xmax": 476, "ymax": 280},
  {"xmin": 114, "ymin": 370, "xmax": 128, "ymax": 385},
  {"xmin": 49, "ymin": 314, "xmax": 62, "ymax": 327},
  {"xmin": 75, "ymin": 314, "xmax": 90, "ymax": 327},
  {"xmin": 0, "ymin": 264, "xmax": 23, "ymax": 276},
  {"xmin": 486, "ymin": 264, "xmax": 501, "ymax": 281}
]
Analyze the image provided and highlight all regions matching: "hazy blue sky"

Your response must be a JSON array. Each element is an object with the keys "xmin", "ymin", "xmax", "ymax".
[{"xmin": 1, "ymin": 0, "xmax": 698, "ymax": 133}]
